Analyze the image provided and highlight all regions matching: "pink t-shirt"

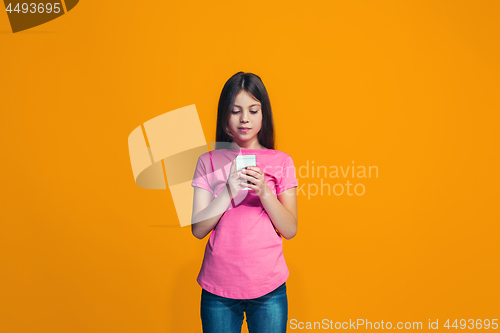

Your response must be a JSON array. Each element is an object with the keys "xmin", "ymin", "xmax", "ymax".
[{"xmin": 191, "ymin": 148, "xmax": 298, "ymax": 299}]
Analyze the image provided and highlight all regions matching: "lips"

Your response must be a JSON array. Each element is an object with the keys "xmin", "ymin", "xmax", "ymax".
[{"xmin": 238, "ymin": 127, "xmax": 250, "ymax": 130}]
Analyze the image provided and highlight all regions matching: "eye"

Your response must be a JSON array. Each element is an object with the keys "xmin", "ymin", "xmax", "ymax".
[{"xmin": 231, "ymin": 110, "xmax": 259, "ymax": 114}]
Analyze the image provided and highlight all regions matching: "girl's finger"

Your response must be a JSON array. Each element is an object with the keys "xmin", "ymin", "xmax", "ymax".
[
  {"xmin": 230, "ymin": 158, "xmax": 236, "ymax": 175},
  {"xmin": 247, "ymin": 166, "xmax": 261, "ymax": 173},
  {"xmin": 242, "ymin": 168, "xmax": 259, "ymax": 179},
  {"xmin": 242, "ymin": 176, "xmax": 253, "ymax": 185},
  {"xmin": 241, "ymin": 174, "xmax": 256, "ymax": 183}
]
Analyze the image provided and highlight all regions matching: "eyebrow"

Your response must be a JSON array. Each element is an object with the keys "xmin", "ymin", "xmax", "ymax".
[{"xmin": 233, "ymin": 104, "xmax": 261, "ymax": 108}]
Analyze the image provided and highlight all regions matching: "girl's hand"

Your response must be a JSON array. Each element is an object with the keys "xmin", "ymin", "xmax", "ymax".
[
  {"xmin": 240, "ymin": 166, "xmax": 270, "ymax": 198},
  {"xmin": 226, "ymin": 158, "xmax": 246, "ymax": 199}
]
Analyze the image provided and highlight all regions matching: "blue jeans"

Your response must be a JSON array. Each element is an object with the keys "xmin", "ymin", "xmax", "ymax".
[{"xmin": 200, "ymin": 282, "xmax": 288, "ymax": 333}]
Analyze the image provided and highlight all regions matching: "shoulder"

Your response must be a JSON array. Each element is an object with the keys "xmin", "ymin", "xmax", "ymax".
[
  {"xmin": 198, "ymin": 150, "xmax": 211, "ymax": 159},
  {"xmin": 272, "ymin": 150, "xmax": 294, "ymax": 163},
  {"xmin": 197, "ymin": 149, "xmax": 225, "ymax": 160},
  {"xmin": 196, "ymin": 151, "xmax": 210, "ymax": 162},
  {"xmin": 194, "ymin": 151, "xmax": 215, "ymax": 170},
  {"xmin": 195, "ymin": 149, "xmax": 229, "ymax": 167}
]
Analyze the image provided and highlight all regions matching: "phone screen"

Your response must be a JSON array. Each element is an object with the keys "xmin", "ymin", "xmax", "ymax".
[{"xmin": 235, "ymin": 155, "xmax": 257, "ymax": 190}]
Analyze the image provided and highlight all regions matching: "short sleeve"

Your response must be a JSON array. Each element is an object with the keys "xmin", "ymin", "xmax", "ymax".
[
  {"xmin": 276, "ymin": 155, "xmax": 298, "ymax": 195},
  {"xmin": 191, "ymin": 156, "xmax": 214, "ymax": 195}
]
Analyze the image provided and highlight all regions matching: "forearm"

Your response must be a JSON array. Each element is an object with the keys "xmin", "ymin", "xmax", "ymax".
[
  {"xmin": 192, "ymin": 185, "xmax": 233, "ymax": 239},
  {"xmin": 259, "ymin": 187, "xmax": 297, "ymax": 240}
]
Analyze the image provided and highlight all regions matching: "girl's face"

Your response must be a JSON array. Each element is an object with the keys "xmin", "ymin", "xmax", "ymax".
[{"xmin": 226, "ymin": 90, "xmax": 263, "ymax": 145}]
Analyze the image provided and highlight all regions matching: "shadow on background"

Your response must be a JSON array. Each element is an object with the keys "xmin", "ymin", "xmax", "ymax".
[
  {"xmin": 287, "ymin": 260, "xmax": 309, "ymax": 320},
  {"xmin": 169, "ymin": 258, "xmax": 203, "ymax": 332},
  {"xmin": 149, "ymin": 225, "xmax": 183, "ymax": 228}
]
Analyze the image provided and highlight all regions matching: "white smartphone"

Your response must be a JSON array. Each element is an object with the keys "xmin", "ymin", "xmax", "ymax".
[{"xmin": 235, "ymin": 154, "xmax": 257, "ymax": 191}]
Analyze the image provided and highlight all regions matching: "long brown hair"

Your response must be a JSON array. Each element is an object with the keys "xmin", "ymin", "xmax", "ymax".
[{"xmin": 215, "ymin": 72, "xmax": 275, "ymax": 150}]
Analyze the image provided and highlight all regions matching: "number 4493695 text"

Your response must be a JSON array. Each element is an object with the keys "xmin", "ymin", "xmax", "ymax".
[{"xmin": 6, "ymin": 3, "xmax": 61, "ymax": 14}]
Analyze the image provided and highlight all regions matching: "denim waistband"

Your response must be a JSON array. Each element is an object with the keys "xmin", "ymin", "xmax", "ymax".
[{"xmin": 202, "ymin": 281, "xmax": 287, "ymax": 300}]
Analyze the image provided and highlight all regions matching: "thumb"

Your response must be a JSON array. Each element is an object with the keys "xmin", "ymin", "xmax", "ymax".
[{"xmin": 229, "ymin": 157, "xmax": 236, "ymax": 175}]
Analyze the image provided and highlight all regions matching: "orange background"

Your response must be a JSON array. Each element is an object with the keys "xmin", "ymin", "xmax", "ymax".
[{"xmin": 1, "ymin": 1, "xmax": 498, "ymax": 332}]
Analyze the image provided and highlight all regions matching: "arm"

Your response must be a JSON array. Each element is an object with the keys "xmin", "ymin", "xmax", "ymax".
[
  {"xmin": 240, "ymin": 165, "xmax": 298, "ymax": 240},
  {"xmin": 191, "ymin": 157, "xmax": 245, "ymax": 239},
  {"xmin": 260, "ymin": 186, "xmax": 298, "ymax": 240},
  {"xmin": 191, "ymin": 185, "xmax": 233, "ymax": 240}
]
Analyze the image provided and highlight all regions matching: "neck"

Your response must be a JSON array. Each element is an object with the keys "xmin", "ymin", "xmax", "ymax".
[{"xmin": 228, "ymin": 141, "xmax": 265, "ymax": 150}]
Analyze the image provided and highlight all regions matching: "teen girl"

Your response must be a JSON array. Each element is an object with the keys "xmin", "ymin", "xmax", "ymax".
[{"xmin": 191, "ymin": 72, "xmax": 298, "ymax": 333}]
